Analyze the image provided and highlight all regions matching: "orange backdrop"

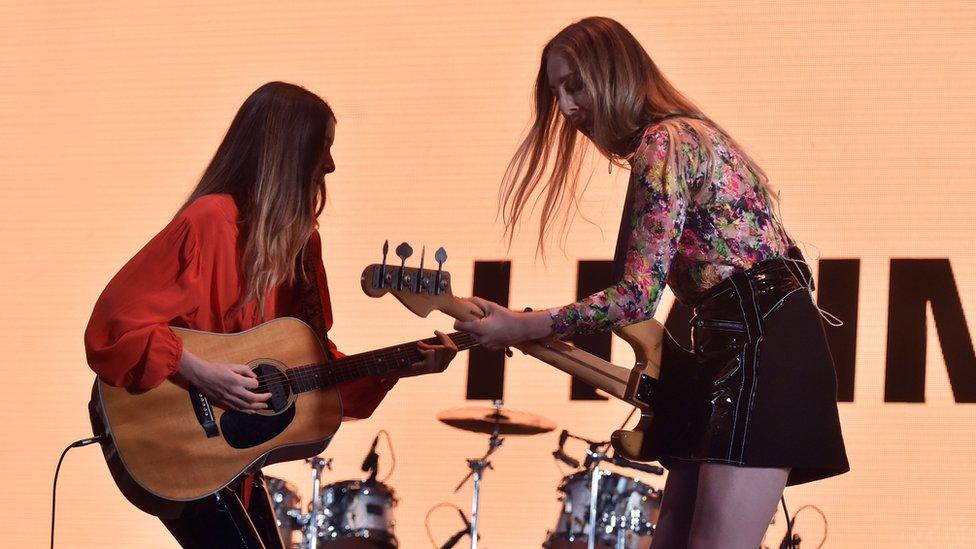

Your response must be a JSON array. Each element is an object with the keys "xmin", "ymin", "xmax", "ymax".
[{"xmin": 1, "ymin": 1, "xmax": 974, "ymax": 547}]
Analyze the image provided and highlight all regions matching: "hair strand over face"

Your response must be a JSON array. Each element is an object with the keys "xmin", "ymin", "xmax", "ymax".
[
  {"xmin": 500, "ymin": 17, "xmax": 774, "ymax": 255},
  {"xmin": 181, "ymin": 81, "xmax": 335, "ymax": 317}
]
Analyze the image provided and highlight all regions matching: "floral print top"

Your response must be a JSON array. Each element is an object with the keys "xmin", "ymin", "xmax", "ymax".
[{"xmin": 549, "ymin": 120, "xmax": 791, "ymax": 337}]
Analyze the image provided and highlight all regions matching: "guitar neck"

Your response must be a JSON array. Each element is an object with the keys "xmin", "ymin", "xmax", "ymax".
[
  {"xmin": 287, "ymin": 332, "xmax": 479, "ymax": 394},
  {"xmin": 358, "ymin": 262, "xmax": 657, "ymax": 409},
  {"xmin": 514, "ymin": 338, "xmax": 632, "ymax": 402},
  {"xmin": 438, "ymin": 294, "xmax": 634, "ymax": 402}
]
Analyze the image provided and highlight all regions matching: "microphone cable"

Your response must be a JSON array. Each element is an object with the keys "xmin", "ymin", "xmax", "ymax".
[{"xmin": 51, "ymin": 435, "xmax": 104, "ymax": 549}]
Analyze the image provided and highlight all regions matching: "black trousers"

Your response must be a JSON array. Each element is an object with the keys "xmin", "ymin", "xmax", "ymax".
[{"xmin": 161, "ymin": 472, "xmax": 286, "ymax": 549}]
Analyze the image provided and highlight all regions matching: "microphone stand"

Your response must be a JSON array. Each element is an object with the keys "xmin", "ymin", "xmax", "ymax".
[{"xmin": 440, "ymin": 510, "xmax": 474, "ymax": 549}]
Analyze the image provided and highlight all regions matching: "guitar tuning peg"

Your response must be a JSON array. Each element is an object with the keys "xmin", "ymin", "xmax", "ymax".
[
  {"xmin": 433, "ymin": 247, "xmax": 447, "ymax": 295},
  {"xmin": 371, "ymin": 240, "xmax": 391, "ymax": 289},
  {"xmin": 396, "ymin": 242, "xmax": 413, "ymax": 261},
  {"xmin": 416, "ymin": 246, "xmax": 426, "ymax": 292},
  {"xmin": 395, "ymin": 242, "xmax": 413, "ymax": 290}
]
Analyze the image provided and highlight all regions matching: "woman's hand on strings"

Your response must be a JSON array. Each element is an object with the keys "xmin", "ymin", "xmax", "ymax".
[
  {"xmin": 404, "ymin": 330, "xmax": 459, "ymax": 377},
  {"xmin": 179, "ymin": 351, "xmax": 272, "ymax": 413}
]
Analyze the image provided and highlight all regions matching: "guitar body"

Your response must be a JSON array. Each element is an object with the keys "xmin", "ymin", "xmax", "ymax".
[
  {"xmin": 91, "ymin": 317, "xmax": 342, "ymax": 517},
  {"xmin": 610, "ymin": 322, "xmax": 696, "ymax": 463}
]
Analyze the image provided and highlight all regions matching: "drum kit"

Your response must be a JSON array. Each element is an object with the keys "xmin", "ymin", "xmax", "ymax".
[
  {"xmin": 267, "ymin": 401, "xmax": 664, "ymax": 548},
  {"xmin": 266, "ymin": 456, "xmax": 399, "ymax": 549},
  {"xmin": 267, "ymin": 457, "xmax": 397, "ymax": 549}
]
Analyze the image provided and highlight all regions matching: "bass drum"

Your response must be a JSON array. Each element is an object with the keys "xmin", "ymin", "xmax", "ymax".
[
  {"xmin": 544, "ymin": 470, "xmax": 661, "ymax": 549},
  {"xmin": 315, "ymin": 480, "xmax": 398, "ymax": 548},
  {"xmin": 265, "ymin": 476, "xmax": 304, "ymax": 549}
]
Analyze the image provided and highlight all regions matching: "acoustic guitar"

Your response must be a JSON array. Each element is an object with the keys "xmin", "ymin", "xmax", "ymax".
[{"xmin": 89, "ymin": 317, "xmax": 476, "ymax": 517}]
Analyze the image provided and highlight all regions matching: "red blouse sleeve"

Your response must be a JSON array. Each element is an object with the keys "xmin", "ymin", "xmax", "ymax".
[
  {"xmin": 84, "ymin": 213, "xmax": 202, "ymax": 390},
  {"xmin": 305, "ymin": 230, "xmax": 397, "ymax": 419}
]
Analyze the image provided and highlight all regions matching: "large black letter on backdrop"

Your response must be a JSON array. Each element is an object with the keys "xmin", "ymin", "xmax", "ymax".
[
  {"xmin": 570, "ymin": 261, "xmax": 614, "ymax": 400},
  {"xmin": 885, "ymin": 259, "xmax": 976, "ymax": 402},
  {"xmin": 818, "ymin": 259, "xmax": 860, "ymax": 402},
  {"xmin": 465, "ymin": 261, "xmax": 511, "ymax": 400}
]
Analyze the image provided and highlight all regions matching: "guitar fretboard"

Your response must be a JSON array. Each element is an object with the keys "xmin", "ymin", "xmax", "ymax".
[{"xmin": 284, "ymin": 332, "xmax": 479, "ymax": 394}]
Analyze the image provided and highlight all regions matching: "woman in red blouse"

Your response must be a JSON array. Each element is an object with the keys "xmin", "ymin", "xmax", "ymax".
[{"xmin": 85, "ymin": 81, "xmax": 457, "ymax": 548}]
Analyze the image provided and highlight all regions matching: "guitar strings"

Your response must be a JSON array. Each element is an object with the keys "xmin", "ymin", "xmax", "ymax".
[
  {"xmin": 245, "ymin": 333, "xmax": 479, "ymax": 389},
  {"xmin": 250, "ymin": 332, "xmax": 477, "ymax": 384},
  {"xmin": 249, "ymin": 336, "xmax": 479, "ymax": 392},
  {"xmin": 257, "ymin": 332, "xmax": 479, "ymax": 386}
]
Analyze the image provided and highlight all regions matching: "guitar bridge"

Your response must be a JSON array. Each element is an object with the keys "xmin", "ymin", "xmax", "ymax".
[{"xmin": 189, "ymin": 386, "xmax": 220, "ymax": 438}]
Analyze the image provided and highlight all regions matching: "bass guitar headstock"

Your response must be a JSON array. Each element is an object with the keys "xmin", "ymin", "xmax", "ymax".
[{"xmin": 361, "ymin": 241, "xmax": 475, "ymax": 319}]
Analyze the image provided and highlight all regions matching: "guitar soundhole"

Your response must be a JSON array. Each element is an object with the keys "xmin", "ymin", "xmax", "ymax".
[
  {"xmin": 220, "ymin": 362, "xmax": 296, "ymax": 449},
  {"xmin": 253, "ymin": 362, "xmax": 291, "ymax": 414}
]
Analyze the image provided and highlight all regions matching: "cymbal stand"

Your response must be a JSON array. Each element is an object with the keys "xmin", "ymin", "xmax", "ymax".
[{"xmin": 453, "ymin": 400, "xmax": 506, "ymax": 549}]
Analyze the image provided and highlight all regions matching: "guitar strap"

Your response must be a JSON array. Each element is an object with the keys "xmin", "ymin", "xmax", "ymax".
[
  {"xmin": 611, "ymin": 114, "xmax": 686, "ymax": 283},
  {"xmin": 295, "ymin": 246, "xmax": 335, "ymax": 361},
  {"xmin": 610, "ymin": 175, "xmax": 638, "ymax": 284}
]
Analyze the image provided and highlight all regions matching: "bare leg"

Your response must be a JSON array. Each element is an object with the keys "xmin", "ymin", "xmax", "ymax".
[
  {"xmin": 687, "ymin": 463, "xmax": 789, "ymax": 549},
  {"xmin": 650, "ymin": 460, "xmax": 700, "ymax": 549}
]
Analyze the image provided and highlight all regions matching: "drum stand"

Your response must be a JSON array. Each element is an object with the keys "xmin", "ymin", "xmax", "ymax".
[
  {"xmin": 304, "ymin": 456, "xmax": 332, "ymax": 549},
  {"xmin": 585, "ymin": 442, "xmax": 634, "ymax": 549},
  {"xmin": 582, "ymin": 444, "xmax": 606, "ymax": 549},
  {"xmin": 583, "ymin": 443, "xmax": 661, "ymax": 549}
]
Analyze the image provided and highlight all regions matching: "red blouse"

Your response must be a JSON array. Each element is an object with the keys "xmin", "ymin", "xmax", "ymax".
[{"xmin": 84, "ymin": 193, "xmax": 394, "ymax": 419}]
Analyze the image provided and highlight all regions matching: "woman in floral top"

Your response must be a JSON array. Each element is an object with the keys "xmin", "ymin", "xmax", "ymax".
[
  {"xmin": 550, "ymin": 120, "xmax": 792, "ymax": 337},
  {"xmin": 457, "ymin": 17, "xmax": 848, "ymax": 549}
]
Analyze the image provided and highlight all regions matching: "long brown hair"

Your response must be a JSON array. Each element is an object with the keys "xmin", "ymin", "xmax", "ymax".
[
  {"xmin": 501, "ymin": 17, "xmax": 770, "ymax": 253},
  {"xmin": 181, "ymin": 81, "xmax": 335, "ymax": 314}
]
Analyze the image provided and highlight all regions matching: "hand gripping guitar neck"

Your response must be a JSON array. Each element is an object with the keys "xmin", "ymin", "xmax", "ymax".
[{"xmin": 360, "ymin": 241, "xmax": 670, "ymax": 462}]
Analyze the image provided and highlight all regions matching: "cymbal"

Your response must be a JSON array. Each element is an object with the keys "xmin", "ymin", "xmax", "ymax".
[{"xmin": 437, "ymin": 406, "xmax": 557, "ymax": 436}]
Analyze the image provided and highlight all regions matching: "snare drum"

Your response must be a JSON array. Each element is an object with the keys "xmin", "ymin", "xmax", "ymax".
[
  {"xmin": 265, "ymin": 476, "xmax": 303, "ymax": 549},
  {"xmin": 544, "ymin": 469, "xmax": 661, "ymax": 549},
  {"xmin": 316, "ymin": 480, "xmax": 398, "ymax": 548}
]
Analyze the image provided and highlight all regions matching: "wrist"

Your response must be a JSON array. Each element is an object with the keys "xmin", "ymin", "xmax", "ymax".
[
  {"xmin": 522, "ymin": 310, "xmax": 554, "ymax": 341},
  {"xmin": 178, "ymin": 350, "xmax": 205, "ymax": 384}
]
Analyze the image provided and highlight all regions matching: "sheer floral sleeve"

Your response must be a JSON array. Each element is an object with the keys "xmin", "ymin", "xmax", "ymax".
[{"xmin": 548, "ymin": 125, "xmax": 694, "ymax": 337}]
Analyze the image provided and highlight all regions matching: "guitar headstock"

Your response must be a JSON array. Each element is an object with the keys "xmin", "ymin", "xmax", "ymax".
[{"xmin": 360, "ymin": 241, "xmax": 458, "ymax": 318}]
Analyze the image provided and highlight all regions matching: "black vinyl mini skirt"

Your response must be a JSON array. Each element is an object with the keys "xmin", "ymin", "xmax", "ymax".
[{"xmin": 651, "ymin": 250, "xmax": 850, "ymax": 486}]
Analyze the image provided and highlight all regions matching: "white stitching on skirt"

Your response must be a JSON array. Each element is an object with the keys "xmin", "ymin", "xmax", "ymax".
[
  {"xmin": 727, "ymin": 277, "xmax": 752, "ymax": 460},
  {"xmin": 741, "ymin": 276, "xmax": 766, "ymax": 462},
  {"xmin": 762, "ymin": 287, "xmax": 806, "ymax": 319}
]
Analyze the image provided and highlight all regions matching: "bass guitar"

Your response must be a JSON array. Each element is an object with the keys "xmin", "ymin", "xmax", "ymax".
[{"xmin": 359, "ymin": 243, "xmax": 690, "ymax": 464}]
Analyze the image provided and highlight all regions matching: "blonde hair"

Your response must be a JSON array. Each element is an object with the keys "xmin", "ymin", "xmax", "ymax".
[
  {"xmin": 501, "ymin": 16, "xmax": 772, "ymax": 254},
  {"xmin": 182, "ymin": 82, "xmax": 334, "ymax": 316}
]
